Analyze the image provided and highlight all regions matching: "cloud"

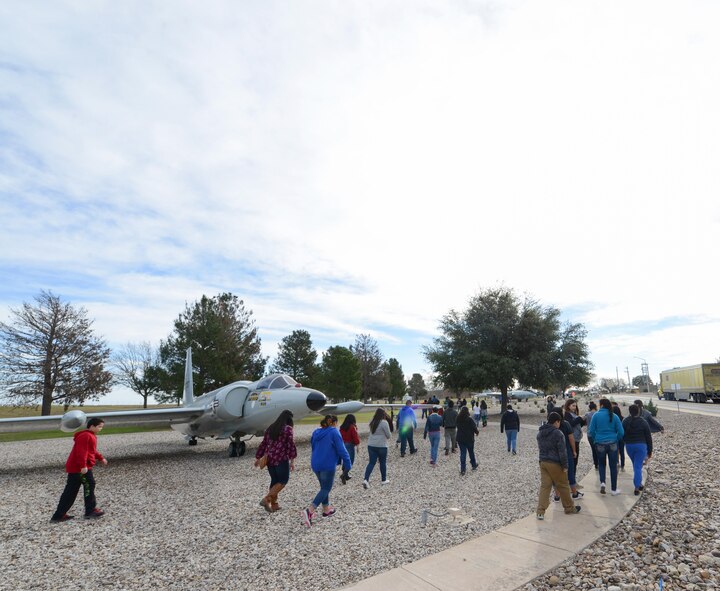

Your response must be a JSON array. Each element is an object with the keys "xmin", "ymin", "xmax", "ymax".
[{"xmin": 1, "ymin": 1, "xmax": 719, "ymax": 400}]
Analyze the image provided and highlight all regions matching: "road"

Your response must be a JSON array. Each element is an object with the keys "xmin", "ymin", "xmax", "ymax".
[{"xmin": 608, "ymin": 393, "xmax": 720, "ymax": 417}]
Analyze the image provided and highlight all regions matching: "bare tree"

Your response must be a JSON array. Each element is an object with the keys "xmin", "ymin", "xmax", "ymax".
[
  {"xmin": 111, "ymin": 342, "xmax": 160, "ymax": 408},
  {"xmin": 0, "ymin": 291, "xmax": 112, "ymax": 415}
]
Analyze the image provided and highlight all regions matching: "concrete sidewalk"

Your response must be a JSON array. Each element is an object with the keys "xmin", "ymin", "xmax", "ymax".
[{"xmin": 342, "ymin": 464, "xmax": 645, "ymax": 591}]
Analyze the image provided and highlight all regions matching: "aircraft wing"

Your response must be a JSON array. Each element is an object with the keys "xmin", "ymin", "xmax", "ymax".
[
  {"xmin": 320, "ymin": 402, "xmax": 434, "ymax": 415},
  {"xmin": 0, "ymin": 407, "xmax": 204, "ymax": 434}
]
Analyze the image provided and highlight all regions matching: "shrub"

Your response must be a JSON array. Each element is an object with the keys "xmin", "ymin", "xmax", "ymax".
[{"xmin": 645, "ymin": 399, "xmax": 659, "ymax": 417}]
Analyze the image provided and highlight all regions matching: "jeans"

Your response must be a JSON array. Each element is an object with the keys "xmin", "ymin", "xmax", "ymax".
[
  {"xmin": 458, "ymin": 442, "xmax": 477, "ymax": 472},
  {"xmin": 399, "ymin": 429, "xmax": 416, "ymax": 455},
  {"xmin": 505, "ymin": 429, "xmax": 518, "ymax": 452},
  {"xmin": 444, "ymin": 427, "xmax": 457, "ymax": 451},
  {"xmin": 565, "ymin": 441, "xmax": 577, "ymax": 486},
  {"xmin": 268, "ymin": 460, "xmax": 290, "ymax": 486},
  {"xmin": 618, "ymin": 440, "xmax": 626, "ymax": 468},
  {"xmin": 625, "ymin": 442, "xmax": 648, "ymax": 489},
  {"xmin": 52, "ymin": 470, "xmax": 97, "ymax": 519},
  {"xmin": 428, "ymin": 432, "xmax": 441, "ymax": 463},
  {"xmin": 364, "ymin": 446, "xmax": 388, "ymax": 482},
  {"xmin": 588, "ymin": 435, "xmax": 599, "ymax": 468},
  {"xmin": 344, "ymin": 443, "xmax": 356, "ymax": 466},
  {"xmin": 595, "ymin": 442, "xmax": 619, "ymax": 491},
  {"xmin": 312, "ymin": 470, "xmax": 335, "ymax": 508}
]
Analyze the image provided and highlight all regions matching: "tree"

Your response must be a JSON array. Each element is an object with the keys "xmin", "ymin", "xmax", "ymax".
[
  {"xmin": 407, "ymin": 373, "xmax": 428, "ymax": 401},
  {"xmin": 383, "ymin": 358, "xmax": 406, "ymax": 402},
  {"xmin": 600, "ymin": 377, "xmax": 625, "ymax": 393},
  {"xmin": 350, "ymin": 334, "xmax": 385, "ymax": 403},
  {"xmin": 632, "ymin": 375, "xmax": 654, "ymax": 391},
  {"xmin": 317, "ymin": 346, "xmax": 361, "ymax": 401},
  {"xmin": 111, "ymin": 342, "xmax": 161, "ymax": 408},
  {"xmin": 155, "ymin": 293, "xmax": 267, "ymax": 403},
  {"xmin": 548, "ymin": 322, "xmax": 594, "ymax": 395},
  {"xmin": 0, "ymin": 290, "xmax": 112, "ymax": 415},
  {"xmin": 424, "ymin": 286, "xmax": 590, "ymax": 411},
  {"xmin": 271, "ymin": 330, "xmax": 318, "ymax": 386}
]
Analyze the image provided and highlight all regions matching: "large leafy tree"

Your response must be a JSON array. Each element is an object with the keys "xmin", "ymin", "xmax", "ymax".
[
  {"xmin": 547, "ymin": 323, "xmax": 594, "ymax": 395},
  {"xmin": 383, "ymin": 358, "xmax": 406, "ymax": 403},
  {"xmin": 350, "ymin": 334, "xmax": 385, "ymax": 403},
  {"xmin": 425, "ymin": 286, "xmax": 591, "ymax": 411},
  {"xmin": 111, "ymin": 342, "xmax": 161, "ymax": 408},
  {"xmin": 271, "ymin": 330, "xmax": 318, "ymax": 386},
  {"xmin": 155, "ymin": 293, "xmax": 266, "ymax": 403},
  {"xmin": 0, "ymin": 290, "xmax": 112, "ymax": 415},
  {"xmin": 317, "ymin": 345, "xmax": 361, "ymax": 401},
  {"xmin": 407, "ymin": 373, "xmax": 428, "ymax": 401}
]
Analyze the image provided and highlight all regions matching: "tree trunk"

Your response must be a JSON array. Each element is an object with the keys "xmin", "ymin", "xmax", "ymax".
[{"xmin": 500, "ymin": 386, "xmax": 508, "ymax": 413}]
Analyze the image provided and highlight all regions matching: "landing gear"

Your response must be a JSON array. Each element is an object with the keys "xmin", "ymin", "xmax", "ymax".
[
  {"xmin": 189, "ymin": 437, "xmax": 198, "ymax": 446},
  {"xmin": 228, "ymin": 439, "xmax": 246, "ymax": 457}
]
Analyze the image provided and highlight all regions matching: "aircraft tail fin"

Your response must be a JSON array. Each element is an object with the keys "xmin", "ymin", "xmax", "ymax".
[{"xmin": 183, "ymin": 348, "xmax": 194, "ymax": 406}]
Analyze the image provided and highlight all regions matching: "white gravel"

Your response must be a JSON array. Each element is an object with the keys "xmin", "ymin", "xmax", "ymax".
[{"xmin": 0, "ymin": 407, "xmax": 589, "ymax": 591}]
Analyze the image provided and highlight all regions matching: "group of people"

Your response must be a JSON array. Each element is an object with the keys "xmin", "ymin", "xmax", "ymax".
[
  {"xmin": 536, "ymin": 397, "xmax": 661, "ymax": 520},
  {"xmin": 49, "ymin": 394, "xmax": 662, "ymax": 529}
]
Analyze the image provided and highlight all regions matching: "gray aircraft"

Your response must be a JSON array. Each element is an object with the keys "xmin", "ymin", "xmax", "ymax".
[{"xmin": 0, "ymin": 349, "xmax": 366, "ymax": 457}]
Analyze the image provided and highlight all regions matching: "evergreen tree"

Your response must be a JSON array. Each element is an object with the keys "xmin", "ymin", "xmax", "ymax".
[
  {"xmin": 271, "ymin": 330, "xmax": 318, "ymax": 386},
  {"xmin": 318, "ymin": 345, "xmax": 361, "ymax": 401},
  {"xmin": 407, "ymin": 373, "xmax": 428, "ymax": 401},
  {"xmin": 350, "ymin": 334, "xmax": 385, "ymax": 403},
  {"xmin": 155, "ymin": 293, "xmax": 266, "ymax": 403},
  {"xmin": 383, "ymin": 358, "xmax": 406, "ymax": 402}
]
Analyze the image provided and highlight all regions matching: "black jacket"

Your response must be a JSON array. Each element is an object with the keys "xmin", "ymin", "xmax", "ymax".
[
  {"xmin": 500, "ymin": 410, "xmax": 520, "ymax": 432},
  {"xmin": 622, "ymin": 416, "xmax": 653, "ymax": 454},
  {"xmin": 456, "ymin": 415, "xmax": 479, "ymax": 445}
]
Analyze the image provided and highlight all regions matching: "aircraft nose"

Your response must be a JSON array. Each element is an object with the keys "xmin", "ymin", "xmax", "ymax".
[{"xmin": 306, "ymin": 391, "xmax": 326, "ymax": 412}]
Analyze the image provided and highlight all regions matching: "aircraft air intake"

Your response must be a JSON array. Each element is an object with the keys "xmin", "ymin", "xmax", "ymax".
[
  {"xmin": 306, "ymin": 391, "xmax": 326, "ymax": 412},
  {"xmin": 213, "ymin": 387, "xmax": 247, "ymax": 421},
  {"xmin": 60, "ymin": 410, "xmax": 87, "ymax": 432}
]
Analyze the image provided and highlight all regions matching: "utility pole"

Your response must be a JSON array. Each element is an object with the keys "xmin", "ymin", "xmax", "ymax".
[
  {"xmin": 625, "ymin": 367, "xmax": 631, "ymax": 389},
  {"xmin": 616, "ymin": 366, "xmax": 620, "ymax": 393}
]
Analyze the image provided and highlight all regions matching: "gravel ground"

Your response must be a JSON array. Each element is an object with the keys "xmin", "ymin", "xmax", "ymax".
[
  {"xmin": 0, "ymin": 407, "xmax": 577, "ymax": 591},
  {"xmin": 523, "ymin": 410, "xmax": 720, "ymax": 591}
]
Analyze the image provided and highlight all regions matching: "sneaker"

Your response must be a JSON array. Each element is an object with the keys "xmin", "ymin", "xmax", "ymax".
[
  {"xmin": 571, "ymin": 491, "xmax": 584, "ymax": 499},
  {"xmin": 340, "ymin": 473, "xmax": 348, "ymax": 485},
  {"xmin": 634, "ymin": 488, "xmax": 640, "ymax": 496},
  {"xmin": 471, "ymin": 465, "xmax": 478, "ymax": 471},
  {"xmin": 322, "ymin": 507, "xmax": 336, "ymax": 517},
  {"xmin": 512, "ymin": 450, "xmax": 517, "ymax": 455},
  {"xmin": 594, "ymin": 465, "xmax": 599, "ymax": 470},
  {"xmin": 536, "ymin": 512, "xmax": 545, "ymax": 520},
  {"xmin": 400, "ymin": 453, "xmax": 405, "ymax": 458},
  {"xmin": 575, "ymin": 484, "xmax": 584, "ymax": 490},
  {"xmin": 460, "ymin": 471, "xmax": 466, "ymax": 476},
  {"xmin": 638, "ymin": 485, "xmax": 644, "ymax": 491},
  {"xmin": 600, "ymin": 483, "xmax": 606, "ymax": 494},
  {"xmin": 620, "ymin": 466, "xmax": 625, "ymax": 472},
  {"xmin": 410, "ymin": 449, "xmax": 417, "ymax": 455},
  {"xmin": 50, "ymin": 514, "xmax": 74, "ymax": 523},
  {"xmin": 445, "ymin": 450, "xmax": 449, "ymax": 456},
  {"xmin": 362, "ymin": 480, "xmax": 369, "ymax": 490},
  {"xmin": 381, "ymin": 479, "xmax": 390, "ymax": 485},
  {"xmin": 564, "ymin": 506, "xmax": 581, "ymax": 514},
  {"xmin": 553, "ymin": 495, "xmax": 560, "ymax": 503},
  {"xmin": 85, "ymin": 508, "xmax": 105, "ymax": 519},
  {"xmin": 301, "ymin": 508, "xmax": 314, "ymax": 527},
  {"xmin": 611, "ymin": 489, "xmax": 621, "ymax": 496}
]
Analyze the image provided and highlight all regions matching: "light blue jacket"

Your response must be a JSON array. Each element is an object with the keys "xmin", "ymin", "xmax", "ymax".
[{"xmin": 588, "ymin": 408, "xmax": 624, "ymax": 444}]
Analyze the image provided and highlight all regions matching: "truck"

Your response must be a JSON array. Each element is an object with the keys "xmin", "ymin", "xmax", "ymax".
[{"xmin": 659, "ymin": 364, "xmax": 720, "ymax": 403}]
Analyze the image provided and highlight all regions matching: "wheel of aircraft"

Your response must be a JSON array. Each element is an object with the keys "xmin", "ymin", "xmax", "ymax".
[
  {"xmin": 228, "ymin": 439, "xmax": 246, "ymax": 457},
  {"xmin": 189, "ymin": 437, "xmax": 198, "ymax": 446},
  {"xmin": 237, "ymin": 441, "xmax": 246, "ymax": 456}
]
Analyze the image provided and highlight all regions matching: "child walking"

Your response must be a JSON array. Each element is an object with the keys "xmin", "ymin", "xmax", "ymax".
[{"xmin": 51, "ymin": 417, "xmax": 108, "ymax": 522}]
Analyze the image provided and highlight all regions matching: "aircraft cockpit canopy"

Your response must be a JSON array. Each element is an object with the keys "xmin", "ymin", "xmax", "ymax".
[{"xmin": 255, "ymin": 374, "xmax": 300, "ymax": 390}]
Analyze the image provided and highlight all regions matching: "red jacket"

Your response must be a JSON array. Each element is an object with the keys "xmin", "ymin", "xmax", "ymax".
[
  {"xmin": 340, "ymin": 424, "xmax": 360, "ymax": 446},
  {"xmin": 65, "ymin": 430, "xmax": 105, "ymax": 473}
]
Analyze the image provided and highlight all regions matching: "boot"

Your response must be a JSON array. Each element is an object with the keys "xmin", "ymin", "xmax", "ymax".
[{"xmin": 266, "ymin": 483, "xmax": 284, "ymax": 512}]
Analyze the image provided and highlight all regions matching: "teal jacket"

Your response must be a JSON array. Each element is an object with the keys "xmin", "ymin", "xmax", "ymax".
[{"xmin": 588, "ymin": 408, "xmax": 624, "ymax": 444}]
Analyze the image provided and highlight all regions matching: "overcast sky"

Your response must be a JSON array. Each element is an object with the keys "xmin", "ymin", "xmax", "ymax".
[{"xmin": 1, "ymin": 1, "xmax": 718, "ymax": 404}]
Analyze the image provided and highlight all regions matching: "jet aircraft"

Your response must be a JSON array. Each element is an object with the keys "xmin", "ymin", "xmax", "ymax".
[{"xmin": 0, "ymin": 349, "xmax": 368, "ymax": 457}]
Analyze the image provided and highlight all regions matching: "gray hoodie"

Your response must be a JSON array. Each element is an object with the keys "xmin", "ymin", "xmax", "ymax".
[{"xmin": 536, "ymin": 423, "xmax": 568, "ymax": 469}]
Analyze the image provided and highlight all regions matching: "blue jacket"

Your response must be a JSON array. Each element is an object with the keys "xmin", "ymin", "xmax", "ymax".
[
  {"xmin": 424, "ymin": 413, "xmax": 443, "ymax": 435},
  {"xmin": 588, "ymin": 408, "xmax": 624, "ymax": 444},
  {"xmin": 311, "ymin": 426, "xmax": 352, "ymax": 472},
  {"xmin": 398, "ymin": 406, "xmax": 417, "ymax": 430}
]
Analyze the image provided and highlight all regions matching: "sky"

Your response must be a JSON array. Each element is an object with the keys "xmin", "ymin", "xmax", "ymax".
[{"xmin": 1, "ymin": 1, "xmax": 718, "ymax": 404}]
